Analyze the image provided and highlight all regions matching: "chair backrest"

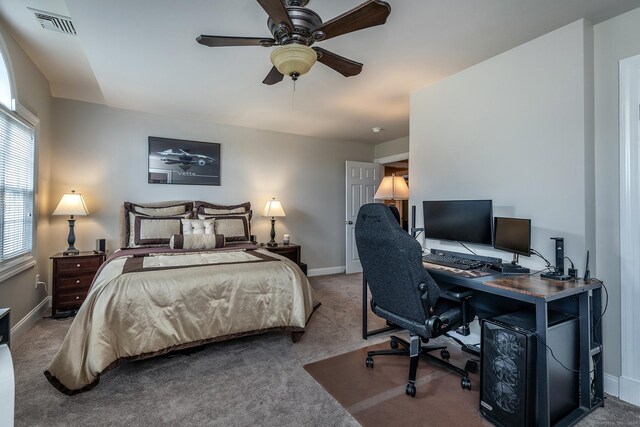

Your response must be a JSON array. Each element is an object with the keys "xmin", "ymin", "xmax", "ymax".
[{"xmin": 355, "ymin": 203, "xmax": 440, "ymax": 325}]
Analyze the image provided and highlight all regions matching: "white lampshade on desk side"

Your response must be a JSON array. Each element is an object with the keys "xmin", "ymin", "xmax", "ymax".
[
  {"xmin": 263, "ymin": 198, "xmax": 286, "ymax": 247},
  {"xmin": 52, "ymin": 190, "xmax": 88, "ymax": 256},
  {"xmin": 374, "ymin": 174, "xmax": 409, "ymax": 202}
]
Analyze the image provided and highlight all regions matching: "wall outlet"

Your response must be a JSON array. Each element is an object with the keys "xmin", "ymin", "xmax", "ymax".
[{"xmin": 35, "ymin": 274, "xmax": 40, "ymax": 289}]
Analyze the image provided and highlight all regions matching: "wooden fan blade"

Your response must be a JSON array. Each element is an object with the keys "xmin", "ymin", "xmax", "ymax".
[
  {"xmin": 257, "ymin": 0, "xmax": 293, "ymax": 29},
  {"xmin": 197, "ymin": 35, "xmax": 276, "ymax": 47},
  {"xmin": 312, "ymin": 0, "xmax": 391, "ymax": 41},
  {"xmin": 262, "ymin": 66, "xmax": 285, "ymax": 85},
  {"xmin": 313, "ymin": 47, "xmax": 363, "ymax": 77}
]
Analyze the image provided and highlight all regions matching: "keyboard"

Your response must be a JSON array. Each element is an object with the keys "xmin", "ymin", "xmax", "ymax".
[{"xmin": 422, "ymin": 253, "xmax": 485, "ymax": 270}]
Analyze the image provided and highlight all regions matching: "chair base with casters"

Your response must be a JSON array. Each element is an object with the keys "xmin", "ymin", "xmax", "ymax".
[{"xmin": 365, "ymin": 334, "xmax": 472, "ymax": 397}]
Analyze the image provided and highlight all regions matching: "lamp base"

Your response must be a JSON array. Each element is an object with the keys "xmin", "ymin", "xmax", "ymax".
[
  {"xmin": 64, "ymin": 218, "xmax": 79, "ymax": 256},
  {"xmin": 267, "ymin": 241, "xmax": 278, "ymax": 248}
]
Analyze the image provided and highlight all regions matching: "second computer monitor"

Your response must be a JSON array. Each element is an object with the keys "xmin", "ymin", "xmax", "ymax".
[{"xmin": 493, "ymin": 217, "xmax": 531, "ymax": 257}]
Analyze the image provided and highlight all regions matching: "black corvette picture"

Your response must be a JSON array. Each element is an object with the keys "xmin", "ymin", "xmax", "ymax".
[{"xmin": 148, "ymin": 136, "xmax": 220, "ymax": 185}]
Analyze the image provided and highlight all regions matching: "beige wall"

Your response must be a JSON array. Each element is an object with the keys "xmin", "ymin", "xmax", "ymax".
[
  {"xmin": 49, "ymin": 99, "xmax": 373, "ymax": 272},
  {"xmin": 0, "ymin": 23, "xmax": 53, "ymax": 330},
  {"xmin": 374, "ymin": 136, "xmax": 409, "ymax": 160},
  {"xmin": 593, "ymin": 6, "xmax": 640, "ymax": 377}
]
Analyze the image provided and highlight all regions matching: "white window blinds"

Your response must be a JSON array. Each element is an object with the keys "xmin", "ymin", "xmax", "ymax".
[{"xmin": 0, "ymin": 105, "xmax": 34, "ymax": 262}]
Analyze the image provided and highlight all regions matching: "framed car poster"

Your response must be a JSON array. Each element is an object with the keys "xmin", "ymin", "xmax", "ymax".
[{"xmin": 148, "ymin": 136, "xmax": 221, "ymax": 186}]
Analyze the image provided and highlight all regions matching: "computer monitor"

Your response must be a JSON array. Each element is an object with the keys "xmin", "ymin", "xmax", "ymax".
[
  {"xmin": 493, "ymin": 217, "xmax": 531, "ymax": 257},
  {"xmin": 422, "ymin": 200, "xmax": 493, "ymax": 245}
]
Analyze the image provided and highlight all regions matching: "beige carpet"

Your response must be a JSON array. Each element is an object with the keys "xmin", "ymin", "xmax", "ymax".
[
  {"xmin": 305, "ymin": 341, "xmax": 490, "ymax": 427},
  {"xmin": 9, "ymin": 273, "xmax": 640, "ymax": 426}
]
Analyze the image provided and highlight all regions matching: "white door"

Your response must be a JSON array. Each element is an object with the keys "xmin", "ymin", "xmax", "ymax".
[{"xmin": 345, "ymin": 161, "xmax": 381, "ymax": 274}]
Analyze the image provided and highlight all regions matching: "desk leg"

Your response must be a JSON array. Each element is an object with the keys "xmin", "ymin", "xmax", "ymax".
[
  {"xmin": 579, "ymin": 291, "xmax": 591, "ymax": 408},
  {"xmin": 592, "ymin": 287, "xmax": 604, "ymax": 405},
  {"xmin": 536, "ymin": 300, "xmax": 550, "ymax": 426},
  {"xmin": 362, "ymin": 275, "xmax": 368, "ymax": 340}
]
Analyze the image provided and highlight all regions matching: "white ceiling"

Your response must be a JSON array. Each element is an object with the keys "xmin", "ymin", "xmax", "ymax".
[{"xmin": 0, "ymin": 0, "xmax": 638, "ymax": 143}]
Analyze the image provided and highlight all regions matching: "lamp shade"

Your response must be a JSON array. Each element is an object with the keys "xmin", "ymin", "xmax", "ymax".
[
  {"xmin": 52, "ymin": 190, "xmax": 89, "ymax": 216},
  {"xmin": 263, "ymin": 198, "xmax": 286, "ymax": 218},
  {"xmin": 270, "ymin": 44, "xmax": 317, "ymax": 78},
  {"xmin": 374, "ymin": 175, "xmax": 409, "ymax": 201}
]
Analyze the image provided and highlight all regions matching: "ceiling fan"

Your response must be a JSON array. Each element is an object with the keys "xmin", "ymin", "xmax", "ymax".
[{"xmin": 196, "ymin": 0, "xmax": 392, "ymax": 85}]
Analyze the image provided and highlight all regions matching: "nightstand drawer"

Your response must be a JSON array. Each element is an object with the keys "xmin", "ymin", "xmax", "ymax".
[
  {"xmin": 56, "ymin": 275, "xmax": 94, "ymax": 294},
  {"xmin": 56, "ymin": 291, "xmax": 88, "ymax": 305},
  {"xmin": 56, "ymin": 257, "xmax": 101, "ymax": 275},
  {"xmin": 272, "ymin": 247, "xmax": 298, "ymax": 263},
  {"xmin": 264, "ymin": 244, "xmax": 301, "ymax": 267}
]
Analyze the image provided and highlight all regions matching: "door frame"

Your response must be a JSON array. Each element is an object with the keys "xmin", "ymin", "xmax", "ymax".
[{"xmin": 619, "ymin": 53, "xmax": 640, "ymax": 406}]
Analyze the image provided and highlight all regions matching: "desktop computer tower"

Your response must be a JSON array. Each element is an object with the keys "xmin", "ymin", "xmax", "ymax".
[{"xmin": 479, "ymin": 309, "xmax": 579, "ymax": 427}]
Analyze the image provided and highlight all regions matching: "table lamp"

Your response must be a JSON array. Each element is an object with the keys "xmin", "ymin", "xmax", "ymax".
[
  {"xmin": 263, "ymin": 198, "xmax": 286, "ymax": 248},
  {"xmin": 52, "ymin": 190, "xmax": 88, "ymax": 256},
  {"xmin": 374, "ymin": 173, "xmax": 409, "ymax": 207}
]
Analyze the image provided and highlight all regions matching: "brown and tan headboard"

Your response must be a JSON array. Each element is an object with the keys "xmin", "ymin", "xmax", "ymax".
[{"xmin": 120, "ymin": 200, "xmax": 252, "ymax": 248}]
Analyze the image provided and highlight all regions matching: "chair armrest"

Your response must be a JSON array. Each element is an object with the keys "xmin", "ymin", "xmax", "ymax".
[{"xmin": 426, "ymin": 306, "xmax": 463, "ymax": 336}]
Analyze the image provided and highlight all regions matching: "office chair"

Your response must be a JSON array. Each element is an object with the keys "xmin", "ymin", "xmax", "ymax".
[{"xmin": 355, "ymin": 203, "xmax": 474, "ymax": 397}]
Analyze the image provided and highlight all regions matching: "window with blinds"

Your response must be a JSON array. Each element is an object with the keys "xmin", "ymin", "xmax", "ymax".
[{"xmin": 0, "ymin": 105, "xmax": 35, "ymax": 264}]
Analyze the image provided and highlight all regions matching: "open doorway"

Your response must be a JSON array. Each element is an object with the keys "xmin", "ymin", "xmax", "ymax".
[
  {"xmin": 379, "ymin": 161, "xmax": 409, "ymax": 231},
  {"xmin": 344, "ymin": 153, "xmax": 409, "ymax": 274}
]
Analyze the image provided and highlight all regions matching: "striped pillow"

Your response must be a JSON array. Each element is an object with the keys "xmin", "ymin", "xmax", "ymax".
[{"xmin": 170, "ymin": 234, "xmax": 225, "ymax": 250}]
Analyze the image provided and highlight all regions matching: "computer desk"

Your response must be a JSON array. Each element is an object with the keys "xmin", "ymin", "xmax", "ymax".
[{"xmin": 361, "ymin": 263, "xmax": 604, "ymax": 427}]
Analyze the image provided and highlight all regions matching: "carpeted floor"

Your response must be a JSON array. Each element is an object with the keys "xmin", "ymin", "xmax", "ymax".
[{"xmin": 10, "ymin": 273, "xmax": 640, "ymax": 426}]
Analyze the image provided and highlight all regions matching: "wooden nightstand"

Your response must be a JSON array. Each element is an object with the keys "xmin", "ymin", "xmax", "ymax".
[
  {"xmin": 50, "ymin": 252, "xmax": 106, "ymax": 315},
  {"xmin": 264, "ymin": 243, "xmax": 301, "ymax": 266},
  {"xmin": 0, "ymin": 308, "xmax": 9, "ymax": 347}
]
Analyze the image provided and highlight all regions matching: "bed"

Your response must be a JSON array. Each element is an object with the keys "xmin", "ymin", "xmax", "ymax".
[{"xmin": 45, "ymin": 201, "xmax": 319, "ymax": 395}]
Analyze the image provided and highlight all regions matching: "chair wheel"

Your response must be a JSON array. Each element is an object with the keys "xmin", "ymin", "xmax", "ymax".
[
  {"xmin": 461, "ymin": 376, "xmax": 471, "ymax": 390},
  {"xmin": 440, "ymin": 349, "xmax": 450, "ymax": 360},
  {"xmin": 406, "ymin": 383, "xmax": 416, "ymax": 397},
  {"xmin": 366, "ymin": 356, "xmax": 374, "ymax": 368},
  {"xmin": 465, "ymin": 360, "xmax": 478, "ymax": 374},
  {"xmin": 390, "ymin": 338, "xmax": 399, "ymax": 349}
]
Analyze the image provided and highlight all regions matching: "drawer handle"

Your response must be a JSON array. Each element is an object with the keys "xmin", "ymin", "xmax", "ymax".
[
  {"xmin": 76, "ymin": 264, "xmax": 81, "ymax": 268},
  {"xmin": 76, "ymin": 280, "xmax": 80, "ymax": 284},
  {"xmin": 75, "ymin": 296, "xmax": 80, "ymax": 300}
]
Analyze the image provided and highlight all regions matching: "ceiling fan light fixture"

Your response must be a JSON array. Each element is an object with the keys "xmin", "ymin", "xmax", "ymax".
[{"xmin": 270, "ymin": 44, "xmax": 317, "ymax": 79}]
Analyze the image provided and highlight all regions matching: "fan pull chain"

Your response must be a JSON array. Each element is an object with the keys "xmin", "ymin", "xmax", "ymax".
[{"xmin": 291, "ymin": 78, "xmax": 296, "ymax": 110}]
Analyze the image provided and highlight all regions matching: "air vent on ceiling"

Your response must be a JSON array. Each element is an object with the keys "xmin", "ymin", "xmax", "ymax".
[{"xmin": 28, "ymin": 8, "xmax": 76, "ymax": 36}]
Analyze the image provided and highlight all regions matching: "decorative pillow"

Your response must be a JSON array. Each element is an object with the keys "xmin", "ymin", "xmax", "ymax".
[
  {"xmin": 195, "ymin": 201, "xmax": 252, "ymax": 219},
  {"xmin": 128, "ymin": 212, "xmax": 191, "ymax": 247},
  {"xmin": 170, "ymin": 234, "xmax": 225, "ymax": 250},
  {"xmin": 181, "ymin": 218, "xmax": 215, "ymax": 235},
  {"xmin": 123, "ymin": 202, "xmax": 193, "ymax": 247},
  {"xmin": 198, "ymin": 213, "xmax": 251, "ymax": 242},
  {"xmin": 124, "ymin": 201, "xmax": 193, "ymax": 217}
]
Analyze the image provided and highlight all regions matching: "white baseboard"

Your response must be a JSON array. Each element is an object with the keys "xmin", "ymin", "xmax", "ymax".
[
  {"xmin": 307, "ymin": 266, "xmax": 345, "ymax": 277},
  {"xmin": 604, "ymin": 373, "xmax": 620, "ymax": 397},
  {"xmin": 10, "ymin": 297, "xmax": 50, "ymax": 344},
  {"xmin": 620, "ymin": 375, "xmax": 640, "ymax": 406}
]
